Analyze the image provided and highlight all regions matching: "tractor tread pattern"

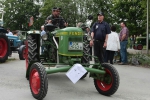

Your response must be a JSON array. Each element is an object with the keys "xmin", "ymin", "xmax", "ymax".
[
  {"xmin": 80, "ymin": 40, "xmax": 90, "ymax": 79},
  {"xmin": 28, "ymin": 35, "xmax": 38, "ymax": 62},
  {"xmin": 82, "ymin": 41, "xmax": 90, "ymax": 62}
]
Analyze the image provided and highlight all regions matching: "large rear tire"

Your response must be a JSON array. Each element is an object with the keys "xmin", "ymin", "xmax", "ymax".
[
  {"xmin": 80, "ymin": 39, "xmax": 90, "ymax": 79},
  {"xmin": 94, "ymin": 63, "xmax": 120, "ymax": 96},
  {"xmin": 29, "ymin": 62, "xmax": 48, "ymax": 100},
  {"xmin": 28, "ymin": 35, "xmax": 38, "ymax": 62},
  {"xmin": 26, "ymin": 35, "xmax": 38, "ymax": 80},
  {"xmin": 0, "ymin": 34, "xmax": 10, "ymax": 63}
]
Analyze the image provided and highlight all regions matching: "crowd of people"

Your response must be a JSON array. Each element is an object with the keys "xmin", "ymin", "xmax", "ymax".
[
  {"xmin": 6, "ymin": 28, "xmax": 19, "ymax": 36},
  {"xmin": 89, "ymin": 12, "xmax": 129, "ymax": 65}
]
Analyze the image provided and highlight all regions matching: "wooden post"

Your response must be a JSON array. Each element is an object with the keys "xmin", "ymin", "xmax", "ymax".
[{"xmin": 146, "ymin": 0, "xmax": 149, "ymax": 54}]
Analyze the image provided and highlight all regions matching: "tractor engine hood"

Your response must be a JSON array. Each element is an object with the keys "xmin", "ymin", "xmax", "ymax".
[
  {"xmin": 6, "ymin": 34, "xmax": 21, "ymax": 43},
  {"xmin": 52, "ymin": 27, "xmax": 83, "ymax": 36},
  {"xmin": 6, "ymin": 34, "xmax": 19, "ymax": 39}
]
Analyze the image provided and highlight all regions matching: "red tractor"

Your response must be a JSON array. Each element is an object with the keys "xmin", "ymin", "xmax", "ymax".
[{"xmin": 0, "ymin": 26, "xmax": 10, "ymax": 63}]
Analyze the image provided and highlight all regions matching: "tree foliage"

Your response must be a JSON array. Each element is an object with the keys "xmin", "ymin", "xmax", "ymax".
[
  {"xmin": 111, "ymin": 0, "xmax": 146, "ymax": 35},
  {"xmin": 2, "ymin": 0, "xmax": 40, "ymax": 31},
  {"xmin": 40, "ymin": 0, "xmax": 90, "ymax": 26},
  {"xmin": 1, "ymin": 0, "xmax": 148, "ymax": 36}
]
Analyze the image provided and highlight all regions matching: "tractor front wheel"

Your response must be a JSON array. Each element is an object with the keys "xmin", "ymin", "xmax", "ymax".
[
  {"xmin": 94, "ymin": 63, "xmax": 120, "ymax": 96},
  {"xmin": 29, "ymin": 62, "xmax": 48, "ymax": 100},
  {"xmin": 18, "ymin": 45, "xmax": 26, "ymax": 60}
]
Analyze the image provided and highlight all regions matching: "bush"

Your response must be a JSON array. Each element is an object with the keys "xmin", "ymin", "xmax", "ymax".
[{"xmin": 129, "ymin": 53, "xmax": 150, "ymax": 67}]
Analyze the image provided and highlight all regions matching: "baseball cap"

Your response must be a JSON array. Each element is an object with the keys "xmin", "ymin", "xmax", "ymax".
[
  {"xmin": 52, "ymin": 7, "xmax": 62, "ymax": 11},
  {"xmin": 52, "ymin": 7, "xmax": 58, "ymax": 11},
  {"xmin": 97, "ymin": 12, "xmax": 104, "ymax": 16}
]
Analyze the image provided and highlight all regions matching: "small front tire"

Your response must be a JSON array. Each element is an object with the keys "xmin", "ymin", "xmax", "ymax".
[
  {"xmin": 29, "ymin": 62, "xmax": 48, "ymax": 100},
  {"xmin": 94, "ymin": 63, "xmax": 120, "ymax": 96}
]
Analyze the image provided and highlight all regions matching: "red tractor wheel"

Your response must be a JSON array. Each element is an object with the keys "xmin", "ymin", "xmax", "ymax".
[
  {"xmin": 94, "ymin": 63, "xmax": 120, "ymax": 96},
  {"xmin": 137, "ymin": 44, "xmax": 143, "ymax": 50},
  {"xmin": 0, "ymin": 34, "xmax": 10, "ymax": 63},
  {"xmin": 29, "ymin": 62, "xmax": 48, "ymax": 100}
]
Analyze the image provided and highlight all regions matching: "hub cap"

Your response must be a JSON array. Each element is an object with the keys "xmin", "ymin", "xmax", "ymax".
[
  {"xmin": 96, "ymin": 69, "xmax": 113, "ymax": 91},
  {"xmin": 30, "ymin": 69, "xmax": 41, "ymax": 94}
]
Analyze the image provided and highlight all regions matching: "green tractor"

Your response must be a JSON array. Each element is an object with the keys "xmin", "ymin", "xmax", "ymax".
[{"xmin": 25, "ymin": 18, "xmax": 120, "ymax": 100}]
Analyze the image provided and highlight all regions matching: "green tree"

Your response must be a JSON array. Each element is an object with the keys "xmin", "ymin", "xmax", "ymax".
[
  {"xmin": 40, "ymin": 0, "xmax": 85, "ymax": 26},
  {"xmin": 87, "ymin": 0, "xmax": 113, "ymax": 24},
  {"xmin": 111, "ymin": 0, "xmax": 146, "ymax": 35},
  {"xmin": 39, "ymin": 0, "xmax": 114, "ymax": 27},
  {"xmin": 1, "ymin": 0, "xmax": 147, "ymax": 33},
  {"xmin": 3, "ymin": 0, "xmax": 41, "ymax": 31}
]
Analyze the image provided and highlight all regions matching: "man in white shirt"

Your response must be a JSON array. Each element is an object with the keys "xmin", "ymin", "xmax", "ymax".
[
  {"xmin": 104, "ymin": 25, "xmax": 120, "ymax": 64},
  {"xmin": 41, "ymin": 26, "xmax": 46, "ymax": 36},
  {"xmin": 7, "ymin": 28, "xmax": 13, "ymax": 35}
]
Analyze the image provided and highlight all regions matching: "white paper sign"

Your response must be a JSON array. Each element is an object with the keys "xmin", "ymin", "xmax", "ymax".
[{"xmin": 66, "ymin": 64, "xmax": 87, "ymax": 84}]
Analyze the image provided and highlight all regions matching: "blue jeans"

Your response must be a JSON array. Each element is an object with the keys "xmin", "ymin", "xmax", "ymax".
[{"xmin": 120, "ymin": 41, "xmax": 128, "ymax": 63}]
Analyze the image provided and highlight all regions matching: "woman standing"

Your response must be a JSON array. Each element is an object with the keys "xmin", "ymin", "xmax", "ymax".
[{"xmin": 104, "ymin": 26, "xmax": 120, "ymax": 64}]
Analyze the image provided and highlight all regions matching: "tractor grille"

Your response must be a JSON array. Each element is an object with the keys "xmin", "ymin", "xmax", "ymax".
[{"xmin": 9, "ymin": 39, "xmax": 14, "ymax": 46}]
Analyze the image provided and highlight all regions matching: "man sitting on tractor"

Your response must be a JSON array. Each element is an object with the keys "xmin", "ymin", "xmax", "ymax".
[
  {"xmin": 7, "ymin": 28, "xmax": 13, "ymax": 35},
  {"xmin": 46, "ymin": 7, "xmax": 68, "ymax": 29}
]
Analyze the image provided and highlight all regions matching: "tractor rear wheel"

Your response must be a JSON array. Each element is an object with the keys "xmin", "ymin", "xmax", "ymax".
[
  {"xmin": 0, "ymin": 34, "xmax": 10, "ymax": 63},
  {"xmin": 26, "ymin": 35, "xmax": 38, "ymax": 79},
  {"xmin": 80, "ymin": 40, "xmax": 90, "ymax": 79},
  {"xmin": 28, "ymin": 35, "xmax": 38, "ymax": 62},
  {"xmin": 94, "ymin": 63, "xmax": 120, "ymax": 96},
  {"xmin": 29, "ymin": 62, "xmax": 48, "ymax": 100},
  {"xmin": 19, "ymin": 45, "xmax": 26, "ymax": 60}
]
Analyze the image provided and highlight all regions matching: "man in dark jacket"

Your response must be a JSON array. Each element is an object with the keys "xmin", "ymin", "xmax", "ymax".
[
  {"xmin": 90, "ymin": 12, "xmax": 111, "ymax": 63},
  {"xmin": 46, "ymin": 7, "xmax": 67, "ymax": 28}
]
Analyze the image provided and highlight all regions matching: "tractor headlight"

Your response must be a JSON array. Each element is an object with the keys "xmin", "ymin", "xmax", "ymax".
[
  {"xmin": 87, "ymin": 35, "xmax": 92, "ymax": 41},
  {"xmin": 42, "ymin": 34, "xmax": 48, "ymax": 40}
]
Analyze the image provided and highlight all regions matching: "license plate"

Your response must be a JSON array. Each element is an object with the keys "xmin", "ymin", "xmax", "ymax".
[{"xmin": 68, "ymin": 42, "xmax": 83, "ymax": 50}]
